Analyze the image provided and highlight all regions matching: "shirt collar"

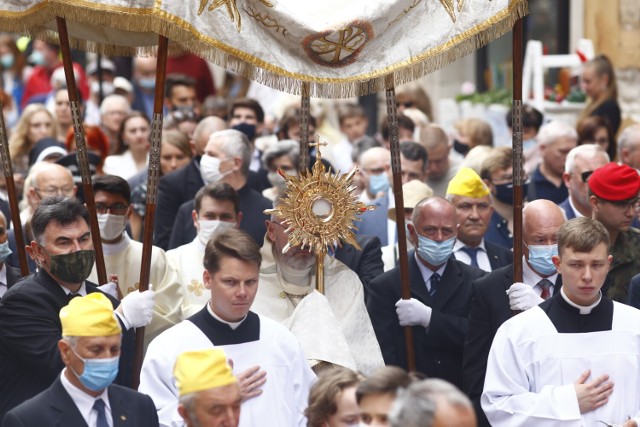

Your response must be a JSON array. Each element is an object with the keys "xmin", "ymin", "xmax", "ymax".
[
  {"xmin": 414, "ymin": 252, "xmax": 447, "ymax": 284},
  {"xmin": 60, "ymin": 369, "xmax": 111, "ymax": 422},
  {"xmin": 568, "ymin": 197, "xmax": 585, "ymax": 218},
  {"xmin": 59, "ymin": 282, "xmax": 88, "ymax": 296},
  {"xmin": 522, "ymin": 256, "xmax": 558, "ymax": 286},
  {"xmin": 453, "ymin": 239, "xmax": 486, "ymax": 252},
  {"xmin": 0, "ymin": 263, "xmax": 7, "ymax": 286}
]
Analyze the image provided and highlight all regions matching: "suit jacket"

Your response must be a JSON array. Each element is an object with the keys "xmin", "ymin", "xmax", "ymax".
[
  {"xmin": 628, "ymin": 273, "xmax": 640, "ymax": 309},
  {"xmin": 355, "ymin": 194, "xmax": 390, "ymax": 246},
  {"xmin": 334, "ymin": 235, "xmax": 383, "ymax": 288},
  {"xmin": 462, "ymin": 264, "xmax": 563, "ymax": 427},
  {"xmin": 366, "ymin": 253, "xmax": 484, "ymax": 389},
  {"xmin": 2, "ymin": 376, "xmax": 158, "ymax": 427},
  {"xmin": 484, "ymin": 241, "xmax": 513, "ymax": 271},
  {"xmin": 4, "ymin": 263, "xmax": 22, "ymax": 289},
  {"xmin": 154, "ymin": 159, "xmax": 204, "ymax": 250},
  {"xmin": 559, "ymin": 197, "xmax": 576, "ymax": 220},
  {"xmin": 7, "ymin": 228, "xmax": 36, "ymax": 274},
  {"xmin": 0, "ymin": 269, "xmax": 133, "ymax": 419}
]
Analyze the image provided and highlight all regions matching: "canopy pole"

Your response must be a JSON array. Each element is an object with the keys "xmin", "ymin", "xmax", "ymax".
[
  {"xmin": 385, "ymin": 75, "xmax": 416, "ymax": 372},
  {"xmin": 299, "ymin": 82, "xmax": 311, "ymax": 172},
  {"xmin": 131, "ymin": 35, "xmax": 169, "ymax": 390},
  {"xmin": 512, "ymin": 17, "xmax": 524, "ymax": 286},
  {"xmin": 0, "ymin": 102, "xmax": 29, "ymax": 275},
  {"xmin": 56, "ymin": 17, "xmax": 108, "ymax": 288}
]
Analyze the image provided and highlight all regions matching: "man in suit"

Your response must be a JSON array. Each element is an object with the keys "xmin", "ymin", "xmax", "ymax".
[
  {"xmin": 0, "ymin": 211, "xmax": 22, "ymax": 297},
  {"xmin": 2, "ymin": 293, "xmax": 159, "ymax": 427},
  {"xmin": 175, "ymin": 349, "xmax": 241, "ymax": 427},
  {"xmin": 154, "ymin": 116, "xmax": 227, "ymax": 250},
  {"xmin": 366, "ymin": 197, "xmax": 484, "ymax": 388},
  {"xmin": 0, "ymin": 196, "xmax": 155, "ymax": 418},
  {"xmin": 446, "ymin": 167, "xmax": 512, "ymax": 272},
  {"xmin": 463, "ymin": 199, "xmax": 566, "ymax": 427},
  {"xmin": 168, "ymin": 129, "xmax": 272, "ymax": 249},
  {"xmin": 559, "ymin": 144, "xmax": 609, "ymax": 219}
]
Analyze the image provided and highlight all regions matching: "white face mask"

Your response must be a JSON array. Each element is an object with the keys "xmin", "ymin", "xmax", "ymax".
[
  {"xmin": 197, "ymin": 219, "xmax": 234, "ymax": 244},
  {"xmin": 97, "ymin": 213, "xmax": 128, "ymax": 241},
  {"xmin": 90, "ymin": 80, "xmax": 115, "ymax": 97},
  {"xmin": 200, "ymin": 154, "xmax": 230, "ymax": 185}
]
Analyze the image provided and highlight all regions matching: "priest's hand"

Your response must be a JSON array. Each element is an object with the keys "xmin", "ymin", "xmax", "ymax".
[
  {"xmin": 395, "ymin": 298, "xmax": 432, "ymax": 328},
  {"xmin": 98, "ymin": 282, "xmax": 119, "ymax": 299},
  {"xmin": 574, "ymin": 369, "xmax": 614, "ymax": 414},
  {"xmin": 236, "ymin": 365, "xmax": 266, "ymax": 402},
  {"xmin": 506, "ymin": 282, "xmax": 543, "ymax": 311},
  {"xmin": 116, "ymin": 284, "xmax": 156, "ymax": 329}
]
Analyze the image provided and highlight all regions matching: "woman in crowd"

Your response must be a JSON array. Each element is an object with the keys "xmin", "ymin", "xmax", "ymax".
[
  {"xmin": 580, "ymin": 54, "xmax": 621, "ymax": 136},
  {"xmin": 306, "ymin": 367, "xmax": 362, "ymax": 427},
  {"xmin": 576, "ymin": 115, "xmax": 616, "ymax": 161},
  {"xmin": 53, "ymin": 87, "xmax": 73, "ymax": 142},
  {"xmin": 453, "ymin": 117, "xmax": 493, "ymax": 157},
  {"xmin": 103, "ymin": 111, "xmax": 150, "ymax": 180}
]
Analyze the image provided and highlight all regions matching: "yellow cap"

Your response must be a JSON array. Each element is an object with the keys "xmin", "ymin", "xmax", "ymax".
[
  {"xmin": 60, "ymin": 293, "xmax": 121, "ymax": 337},
  {"xmin": 446, "ymin": 167, "xmax": 490, "ymax": 198},
  {"xmin": 174, "ymin": 349, "xmax": 237, "ymax": 396},
  {"xmin": 388, "ymin": 180, "xmax": 434, "ymax": 221}
]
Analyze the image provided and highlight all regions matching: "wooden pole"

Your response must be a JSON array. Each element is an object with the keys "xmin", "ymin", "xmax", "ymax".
[
  {"xmin": 56, "ymin": 17, "xmax": 108, "ymax": 287},
  {"xmin": 0, "ymin": 101, "xmax": 29, "ymax": 275},
  {"xmin": 385, "ymin": 74, "xmax": 415, "ymax": 372},
  {"xmin": 512, "ymin": 17, "xmax": 524, "ymax": 285},
  {"xmin": 299, "ymin": 82, "xmax": 311, "ymax": 173},
  {"xmin": 131, "ymin": 35, "xmax": 169, "ymax": 389}
]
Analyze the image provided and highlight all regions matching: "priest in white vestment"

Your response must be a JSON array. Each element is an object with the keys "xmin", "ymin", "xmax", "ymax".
[
  {"xmin": 252, "ymin": 213, "xmax": 384, "ymax": 375},
  {"xmin": 482, "ymin": 218, "xmax": 640, "ymax": 427}
]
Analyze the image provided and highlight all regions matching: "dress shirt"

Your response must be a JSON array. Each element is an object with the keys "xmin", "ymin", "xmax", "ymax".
[
  {"xmin": 522, "ymin": 257, "xmax": 558, "ymax": 297},
  {"xmin": 453, "ymin": 239, "xmax": 491, "ymax": 271},
  {"xmin": 0, "ymin": 263, "xmax": 7, "ymax": 298},
  {"xmin": 60, "ymin": 370, "xmax": 113, "ymax": 427},
  {"xmin": 414, "ymin": 253, "xmax": 447, "ymax": 294}
]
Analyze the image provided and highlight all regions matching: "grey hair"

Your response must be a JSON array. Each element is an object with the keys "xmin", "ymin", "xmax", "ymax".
[
  {"xmin": 564, "ymin": 144, "xmax": 610, "ymax": 174},
  {"xmin": 179, "ymin": 393, "xmax": 202, "ymax": 427},
  {"xmin": 389, "ymin": 379, "xmax": 472, "ymax": 427},
  {"xmin": 209, "ymin": 129, "xmax": 252, "ymax": 176},
  {"xmin": 99, "ymin": 94, "xmax": 131, "ymax": 116},
  {"xmin": 62, "ymin": 336, "xmax": 78, "ymax": 348},
  {"xmin": 537, "ymin": 120, "xmax": 578, "ymax": 146},
  {"xmin": 261, "ymin": 140, "xmax": 300, "ymax": 171},
  {"xmin": 617, "ymin": 124, "xmax": 640, "ymax": 157}
]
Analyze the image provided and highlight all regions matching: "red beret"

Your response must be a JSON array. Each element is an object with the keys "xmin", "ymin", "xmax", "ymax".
[{"xmin": 588, "ymin": 162, "xmax": 640, "ymax": 201}]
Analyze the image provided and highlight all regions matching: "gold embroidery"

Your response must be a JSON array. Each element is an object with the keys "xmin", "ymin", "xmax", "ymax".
[
  {"xmin": 387, "ymin": 0, "xmax": 423, "ymax": 29},
  {"xmin": 198, "ymin": 0, "xmax": 274, "ymax": 32},
  {"xmin": 188, "ymin": 280, "xmax": 205, "ymax": 297},
  {"xmin": 244, "ymin": 5, "xmax": 287, "ymax": 36},
  {"xmin": 440, "ymin": 0, "xmax": 470, "ymax": 23},
  {"xmin": 303, "ymin": 21, "xmax": 373, "ymax": 68}
]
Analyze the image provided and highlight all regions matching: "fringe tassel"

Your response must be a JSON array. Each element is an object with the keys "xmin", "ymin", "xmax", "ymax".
[{"xmin": 3, "ymin": 0, "xmax": 528, "ymax": 98}]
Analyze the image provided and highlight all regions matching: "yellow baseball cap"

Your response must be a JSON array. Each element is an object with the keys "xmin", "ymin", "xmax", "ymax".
[
  {"xmin": 174, "ymin": 349, "xmax": 237, "ymax": 396},
  {"xmin": 446, "ymin": 167, "xmax": 490, "ymax": 198},
  {"xmin": 60, "ymin": 293, "xmax": 121, "ymax": 337}
]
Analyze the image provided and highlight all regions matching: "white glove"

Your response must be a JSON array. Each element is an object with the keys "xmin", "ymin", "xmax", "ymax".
[
  {"xmin": 97, "ymin": 282, "xmax": 119, "ymax": 299},
  {"xmin": 395, "ymin": 298, "xmax": 432, "ymax": 328},
  {"xmin": 120, "ymin": 284, "xmax": 155, "ymax": 329},
  {"xmin": 506, "ymin": 282, "xmax": 543, "ymax": 311}
]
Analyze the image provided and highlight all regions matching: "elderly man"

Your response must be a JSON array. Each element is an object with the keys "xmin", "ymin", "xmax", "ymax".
[
  {"xmin": 420, "ymin": 125, "xmax": 461, "ymax": 197},
  {"xmin": 167, "ymin": 183, "xmax": 242, "ymax": 318},
  {"xmin": 528, "ymin": 120, "xmax": 577, "ymax": 203},
  {"xmin": 0, "ymin": 196, "xmax": 154, "ymax": 419},
  {"xmin": 482, "ymin": 218, "xmax": 640, "ymax": 427},
  {"xmin": 175, "ymin": 349, "xmax": 241, "ymax": 427},
  {"xmin": 617, "ymin": 124, "xmax": 640, "ymax": 170},
  {"xmin": 140, "ymin": 228, "xmax": 315, "ymax": 427},
  {"xmin": 589, "ymin": 162, "xmax": 640, "ymax": 303},
  {"xmin": 99, "ymin": 94, "xmax": 131, "ymax": 154},
  {"xmin": 560, "ymin": 144, "xmax": 610, "ymax": 219},
  {"xmin": 169, "ymin": 129, "xmax": 272, "ymax": 249},
  {"xmin": 463, "ymin": 199, "xmax": 566, "ymax": 427},
  {"xmin": 390, "ymin": 379, "xmax": 477, "ymax": 427},
  {"xmin": 2, "ymin": 293, "xmax": 158, "ymax": 426},
  {"xmin": 253, "ymin": 208, "xmax": 384, "ymax": 375},
  {"xmin": 446, "ymin": 168, "xmax": 512, "ymax": 272},
  {"xmin": 367, "ymin": 197, "xmax": 484, "ymax": 388}
]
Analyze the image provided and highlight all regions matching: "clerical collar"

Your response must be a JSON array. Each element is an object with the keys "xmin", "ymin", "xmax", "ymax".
[
  {"xmin": 560, "ymin": 287, "xmax": 602, "ymax": 315},
  {"xmin": 206, "ymin": 301, "xmax": 246, "ymax": 330},
  {"xmin": 102, "ymin": 232, "xmax": 131, "ymax": 255}
]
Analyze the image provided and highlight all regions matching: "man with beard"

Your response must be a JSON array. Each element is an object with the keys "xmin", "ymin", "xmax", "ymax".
[{"xmin": 251, "ymin": 205, "xmax": 384, "ymax": 375}]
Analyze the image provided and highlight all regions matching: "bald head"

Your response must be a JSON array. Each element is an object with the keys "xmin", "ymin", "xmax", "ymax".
[
  {"xmin": 359, "ymin": 146, "xmax": 390, "ymax": 168},
  {"xmin": 194, "ymin": 116, "xmax": 228, "ymax": 155},
  {"xmin": 522, "ymin": 200, "xmax": 566, "ymax": 267},
  {"xmin": 27, "ymin": 163, "xmax": 76, "ymax": 210}
]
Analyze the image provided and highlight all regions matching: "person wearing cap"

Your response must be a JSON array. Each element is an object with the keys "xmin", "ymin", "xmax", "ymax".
[
  {"xmin": 2, "ymin": 293, "xmax": 159, "ymax": 426},
  {"xmin": 0, "ymin": 196, "xmax": 156, "ymax": 419},
  {"xmin": 84, "ymin": 57, "xmax": 118, "ymax": 126},
  {"xmin": 140, "ymin": 228, "xmax": 315, "ymax": 427},
  {"xmin": 367, "ymin": 197, "xmax": 485, "ymax": 389},
  {"xmin": 482, "ymin": 218, "xmax": 640, "ymax": 427},
  {"xmin": 175, "ymin": 349, "xmax": 241, "ymax": 427},
  {"xmin": 446, "ymin": 167, "xmax": 512, "ymax": 272},
  {"xmin": 560, "ymin": 144, "xmax": 610, "ymax": 219},
  {"xmin": 382, "ymin": 179, "xmax": 433, "ymax": 271},
  {"xmin": 589, "ymin": 162, "xmax": 640, "ymax": 303},
  {"xmin": 463, "ymin": 199, "xmax": 567, "ymax": 426}
]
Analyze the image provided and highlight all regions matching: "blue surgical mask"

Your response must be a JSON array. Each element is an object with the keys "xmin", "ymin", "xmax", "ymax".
[
  {"xmin": 28, "ymin": 50, "xmax": 45, "ymax": 66},
  {"xmin": 138, "ymin": 77, "xmax": 155, "ymax": 90},
  {"xmin": 70, "ymin": 348, "xmax": 119, "ymax": 391},
  {"xmin": 369, "ymin": 172, "xmax": 390, "ymax": 196},
  {"xmin": 416, "ymin": 234, "xmax": 456, "ymax": 266},
  {"xmin": 523, "ymin": 138, "xmax": 537, "ymax": 151},
  {"xmin": 526, "ymin": 243, "xmax": 558, "ymax": 276},
  {"xmin": 0, "ymin": 241, "xmax": 12, "ymax": 262},
  {"xmin": 1, "ymin": 53, "xmax": 14, "ymax": 69}
]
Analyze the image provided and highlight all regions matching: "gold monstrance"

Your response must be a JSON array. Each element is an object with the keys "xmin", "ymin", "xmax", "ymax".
[{"xmin": 264, "ymin": 137, "xmax": 375, "ymax": 293}]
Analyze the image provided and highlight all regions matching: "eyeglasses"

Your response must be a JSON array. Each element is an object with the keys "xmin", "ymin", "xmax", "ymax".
[
  {"xmin": 600, "ymin": 197, "xmax": 640, "ymax": 211},
  {"xmin": 581, "ymin": 171, "xmax": 594, "ymax": 183},
  {"xmin": 95, "ymin": 203, "xmax": 130, "ymax": 215},
  {"xmin": 34, "ymin": 186, "xmax": 75, "ymax": 198}
]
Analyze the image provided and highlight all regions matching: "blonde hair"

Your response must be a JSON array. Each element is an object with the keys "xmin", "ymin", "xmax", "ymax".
[
  {"xmin": 579, "ymin": 55, "xmax": 618, "ymax": 121},
  {"xmin": 9, "ymin": 104, "xmax": 57, "ymax": 159},
  {"xmin": 454, "ymin": 118, "xmax": 493, "ymax": 148}
]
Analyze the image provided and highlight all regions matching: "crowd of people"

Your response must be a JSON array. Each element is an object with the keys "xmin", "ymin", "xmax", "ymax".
[{"xmin": 1, "ymin": 35, "xmax": 640, "ymax": 426}]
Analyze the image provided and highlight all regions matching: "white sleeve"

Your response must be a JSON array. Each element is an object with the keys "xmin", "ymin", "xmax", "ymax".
[{"xmin": 481, "ymin": 324, "xmax": 582, "ymax": 427}]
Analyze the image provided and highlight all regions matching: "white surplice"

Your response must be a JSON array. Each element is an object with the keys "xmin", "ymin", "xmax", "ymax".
[{"xmin": 166, "ymin": 237, "xmax": 209, "ymax": 319}]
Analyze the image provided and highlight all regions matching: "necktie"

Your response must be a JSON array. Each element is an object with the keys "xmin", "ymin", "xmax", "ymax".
[
  {"xmin": 68, "ymin": 293, "xmax": 81, "ymax": 301},
  {"xmin": 460, "ymin": 247, "xmax": 480, "ymax": 268},
  {"xmin": 429, "ymin": 273, "xmax": 440, "ymax": 297},
  {"xmin": 537, "ymin": 279, "xmax": 553, "ymax": 300},
  {"xmin": 93, "ymin": 399, "xmax": 109, "ymax": 427}
]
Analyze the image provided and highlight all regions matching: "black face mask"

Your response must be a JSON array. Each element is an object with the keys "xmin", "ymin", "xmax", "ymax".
[
  {"xmin": 232, "ymin": 123, "xmax": 257, "ymax": 141},
  {"xmin": 46, "ymin": 249, "xmax": 96, "ymax": 284},
  {"xmin": 453, "ymin": 139, "xmax": 470, "ymax": 156},
  {"xmin": 493, "ymin": 182, "xmax": 529, "ymax": 205}
]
